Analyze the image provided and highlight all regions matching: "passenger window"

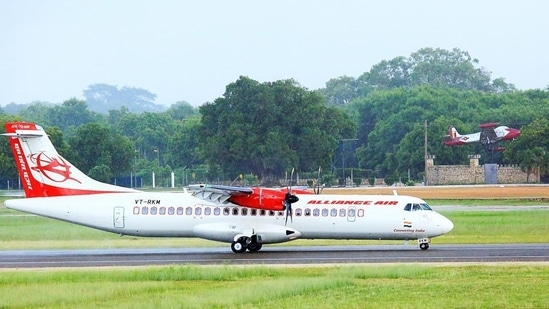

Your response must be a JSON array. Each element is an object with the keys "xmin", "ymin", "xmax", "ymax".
[
  {"xmin": 177, "ymin": 207, "xmax": 184, "ymax": 215},
  {"xmin": 142, "ymin": 206, "xmax": 149, "ymax": 215},
  {"xmin": 357, "ymin": 209, "xmax": 364, "ymax": 217},
  {"xmin": 133, "ymin": 207, "xmax": 140, "ymax": 215},
  {"xmin": 331, "ymin": 208, "xmax": 337, "ymax": 217},
  {"xmin": 214, "ymin": 207, "xmax": 221, "ymax": 216},
  {"xmin": 195, "ymin": 207, "xmax": 202, "ymax": 215},
  {"xmin": 278, "ymin": 211, "xmax": 284, "ymax": 216},
  {"xmin": 204, "ymin": 207, "xmax": 211, "ymax": 216},
  {"xmin": 159, "ymin": 207, "xmax": 166, "ymax": 215},
  {"xmin": 348, "ymin": 208, "xmax": 356, "ymax": 217},
  {"xmin": 322, "ymin": 208, "xmax": 329, "ymax": 217},
  {"xmin": 232, "ymin": 208, "xmax": 239, "ymax": 216},
  {"xmin": 151, "ymin": 207, "xmax": 158, "ymax": 215},
  {"xmin": 304, "ymin": 208, "xmax": 311, "ymax": 216},
  {"xmin": 295, "ymin": 208, "xmax": 302, "ymax": 216},
  {"xmin": 313, "ymin": 208, "xmax": 320, "ymax": 217},
  {"xmin": 269, "ymin": 211, "xmax": 275, "ymax": 216},
  {"xmin": 223, "ymin": 207, "xmax": 230, "ymax": 216},
  {"xmin": 186, "ymin": 207, "xmax": 193, "ymax": 215},
  {"xmin": 168, "ymin": 207, "xmax": 175, "ymax": 215},
  {"xmin": 339, "ymin": 209, "xmax": 346, "ymax": 217},
  {"xmin": 241, "ymin": 208, "xmax": 248, "ymax": 216},
  {"xmin": 251, "ymin": 209, "xmax": 257, "ymax": 216},
  {"xmin": 260, "ymin": 210, "xmax": 266, "ymax": 216}
]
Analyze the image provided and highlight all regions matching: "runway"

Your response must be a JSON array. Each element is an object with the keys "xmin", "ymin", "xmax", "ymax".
[{"xmin": 1, "ymin": 244, "xmax": 548, "ymax": 268}]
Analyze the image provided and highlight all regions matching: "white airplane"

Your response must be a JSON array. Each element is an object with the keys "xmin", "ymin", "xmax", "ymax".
[
  {"xmin": 444, "ymin": 122, "xmax": 521, "ymax": 152},
  {"xmin": 2, "ymin": 121, "xmax": 453, "ymax": 253}
]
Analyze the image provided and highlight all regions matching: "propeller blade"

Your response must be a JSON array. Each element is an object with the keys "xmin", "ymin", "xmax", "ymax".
[
  {"xmin": 314, "ymin": 166, "xmax": 322, "ymax": 195},
  {"xmin": 284, "ymin": 201, "xmax": 292, "ymax": 225},
  {"xmin": 285, "ymin": 167, "xmax": 297, "ymax": 225}
]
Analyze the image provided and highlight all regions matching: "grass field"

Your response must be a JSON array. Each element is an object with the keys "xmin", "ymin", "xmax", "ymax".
[
  {"xmin": 1, "ymin": 185, "xmax": 548, "ymax": 308},
  {"xmin": 1, "ymin": 265, "xmax": 548, "ymax": 308}
]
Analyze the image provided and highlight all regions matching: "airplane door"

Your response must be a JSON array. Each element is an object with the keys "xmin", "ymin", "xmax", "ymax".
[
  {"xmin": 113, "ymin": 207, "xmax": 125, "ymax": 228},
  {"xmin": 347, "ymin": 206, "xmax": 356, "ymax": 222}
]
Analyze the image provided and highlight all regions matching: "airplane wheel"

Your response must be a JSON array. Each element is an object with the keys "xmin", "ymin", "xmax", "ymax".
[
  {"xmin": 231, "ymin": 240, "xmax": 247, "ymax": 253},
  {"xmin": 419, "ymin": 243, "xmax": 429, "ymax": 250},
  {"xmin": 247, "ymin": 243, "xmax": 262, "ymax": 252}
]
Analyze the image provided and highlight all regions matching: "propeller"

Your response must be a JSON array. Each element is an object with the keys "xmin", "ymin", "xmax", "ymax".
[
  {"xmin": 284, "ymin": 168, "xmax": 299, "ymax": 225},
  {"xmin": 313, "ymin": 166, "xmax": 323, "ymax": 195}
]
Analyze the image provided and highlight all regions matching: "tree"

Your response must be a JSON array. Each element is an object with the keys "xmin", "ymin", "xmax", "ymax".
[
  {"xmin": 504, "ymin": 118, "xmax": 549, "ymax": 180},
  {"xmin": 83, "ymin": 83, "xmax": 164, "ymax": 114},
  {"xmin": 166, "ymin": 101, "xmax": 198, "ymax": 120},
  {"xmin": 317, "ymin": 47, "xmax": 516, "ymax": 106},
  {"xmin": 198, "ymin": 76, "xmax": 355, "ymax": 182},
  {"xmin": 47, "ymin": 98, "xmax": 101, "ymax": 134},
  {"xmin": 317, "ymin": 76, "xmax": 360, "ymax": 106},
  {"xmin": 166, "ymin": 115, "xmax": 202, "ymax": 170},
  {"xmin": 408, "ymin": 47, "xmax": 493, "ymax": 91},
  {"xmin": 114, "ymin": 112, "xmax": 175, "ymax": 166},
  {"xmin": 67, "ymin": 123, "xmax": 134, "ymax": 178}
]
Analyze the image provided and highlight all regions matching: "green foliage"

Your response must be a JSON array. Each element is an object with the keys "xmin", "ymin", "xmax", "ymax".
[
  {"xmin": 83, "ymin": 83, "xmax": 164, "ymax": 114},
  {"xmin": 242, "ymin": 173, "xmax": 260, "ymax": 186},
  {"xmin": 67, "ymin": 123, "xmax": 134, "ymax": 176},
  {"xmin": 88, "ymin": 164, "xmax": 112, "ymax": 182},
  {"xmin": 2, "ymin": 47, "xmax": 549, "ymax": 183},
  {"xmin": 349, "ymin": 86, "xmax": 549, "ymax": 179},
  {"xmin": 504, "ymin": 117, "xmax": 549, "ymax": 179},
  {"xmin": 322, "ymin": 174, "xmax": 336, "ymax": 187},
  {"xmin": 384, "ymin": 176, "xmax": 395, "ymax": 186},
  {"xmin": 198, "ymin": 76, "xmax": 356, "ymax": 182}
]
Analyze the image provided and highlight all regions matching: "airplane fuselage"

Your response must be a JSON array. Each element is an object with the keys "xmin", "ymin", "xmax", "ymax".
[
  {"xmin": 444, "ymin": 125, "xmax": 520, "ymax": 146},
  {"xmin": 5, "ymin": 192, "xmax": 453, "ymax": 245}
]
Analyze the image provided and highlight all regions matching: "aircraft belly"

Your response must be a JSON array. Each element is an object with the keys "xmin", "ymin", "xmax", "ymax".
[{"xmin": 193, "ymin": 222, "xmax": 301, "ymax": 244}]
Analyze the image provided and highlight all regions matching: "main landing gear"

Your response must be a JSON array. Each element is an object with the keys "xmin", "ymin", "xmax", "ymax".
[
  {"xmin": 231, "ymin": 236, "xmax": 263, "ymax": 253},
  {"xmin": 418, "ymin": 238, "xmax": 430, "ymax": 250}
]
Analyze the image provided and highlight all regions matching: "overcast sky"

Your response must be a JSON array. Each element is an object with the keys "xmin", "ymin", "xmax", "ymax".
[{"xmin": 1, "ymin": 0, "xmax": 548, "ymax": 107}]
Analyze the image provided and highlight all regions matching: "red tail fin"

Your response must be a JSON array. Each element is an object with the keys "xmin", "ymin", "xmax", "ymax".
[{"xmin": 3, "ymin": 122, "xmax": 138, "ymax": 197}]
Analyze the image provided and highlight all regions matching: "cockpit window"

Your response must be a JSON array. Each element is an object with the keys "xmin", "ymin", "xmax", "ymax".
[
  {"xmin": 404, "ymin": 203, "xmax": 432, "ymax": 211},
  {"xmin": 420, "ymin": 203, "xmax": 432, "ymax": 211}
]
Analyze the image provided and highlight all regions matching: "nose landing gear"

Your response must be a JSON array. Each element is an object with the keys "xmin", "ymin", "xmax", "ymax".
[{"xmin": 418, "ymin": 238, "xmax": 431, "ymax": 250}]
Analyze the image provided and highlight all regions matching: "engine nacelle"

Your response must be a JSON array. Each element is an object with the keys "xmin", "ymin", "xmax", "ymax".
[
  {"xmin": 193, "ymin": 223, "xmax": 301, "ymax": 244},
  {"xmin": 228, "ymin": 187, "xmax": 307, "ymax": 211}
]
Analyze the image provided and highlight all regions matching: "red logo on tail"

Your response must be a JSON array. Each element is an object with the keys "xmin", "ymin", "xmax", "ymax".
[{"xmin": 30, "ymin": 152, "xmax": 82, "ymax": 184}]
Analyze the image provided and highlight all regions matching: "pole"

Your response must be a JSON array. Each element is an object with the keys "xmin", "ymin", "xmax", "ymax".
[{"xmin": 424, "ymin": 120, "xmax": 428, "ymax": 186}]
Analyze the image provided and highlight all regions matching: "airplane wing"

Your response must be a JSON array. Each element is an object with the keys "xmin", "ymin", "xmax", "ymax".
[
  {"xmin": 188, "ymin": 184, "xmax": 299, "ymax": 211},
  {"xmin": 188, "ymin": 184, "xmax": 253, "ymax": 205},
  {"xmin": 479, "ymin": 123, "xmax": 498, "ymax": 145}
]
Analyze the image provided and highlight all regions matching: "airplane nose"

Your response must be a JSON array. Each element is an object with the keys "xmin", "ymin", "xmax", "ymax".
[
  {"xmin": 508, "ymin": 128, "xmax": 521, "ymax": 139},
  {"xmin": 440, "ymin": 216, "xmax": 454, "ymax": 234}
]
